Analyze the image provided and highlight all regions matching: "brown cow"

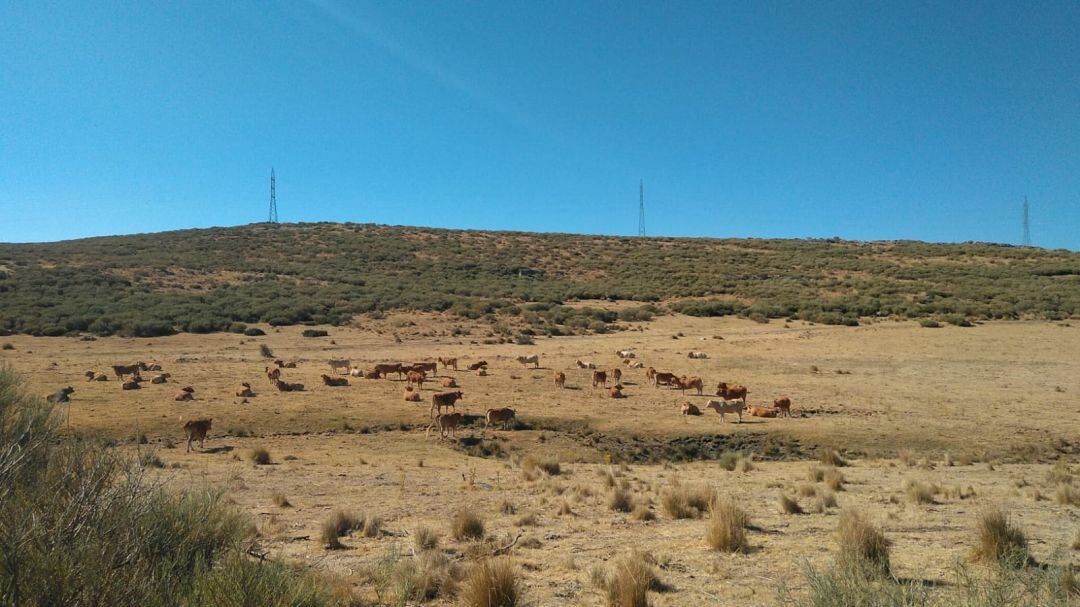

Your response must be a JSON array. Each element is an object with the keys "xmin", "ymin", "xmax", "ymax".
[
  {"xmin": 554, "ymin": 371, "xmax": 566, "ymax": 389},
  {"xmin": 677, "ymin": 375, "xmax": 704, "ymax": 395},
  {"xmin": 716, "ymin": 382, "xmax": 748, "ymax": 403},
  {"xmin": 46, "ymin": 387, "xmax": 75, "ymax": 403},
  {"xmin": 705, "ymin": 399, "xmax": 744, "ymax": 423},
  {"xmin": 438, "ymin": 357, "xmax": 458, "ymax": 370},
  {"xmin": 608, "ymin": 384, "xmax": 625, "ymax": 399},
  {"xmin": 236, "ymin": 382, "xmax": 256, "ymax": 397},
  {"xmin": 150, "ymin": 373, "xmax": 171, "ymax": 384},
  {"xmin": 749, "ymin": 406, "xmax": 777, "ymax": 418},
  {"xmin": 174, "ymin": 389, "xmax": 194, "ymax": 402},
  {"xmin": 321, "ymin": 374, "xmax": 349, "ymax": 387},
  {"xmin": 644, "ymin": 367, "xmax": 656, "ymax": 382},
  {"xmin": 467, "ymin": 360, "xmax": 488, "ymax": 371},
  {"xmin": 121, "ymin": 380, "xmax": 141, "ymax": 391},
  {"xmin": 430, "ymin": 391, "xmax": 464, "ymax": 418},
  {"xmin": 653, "ymin": 372, "xmax": 678, "ymax": 388},
  {"xmin": 427, "ymin": 412, "xmax": 464, "ymax": 439},
  {"xmin": 406, "ymin": 370, "xmax": 426, "ymax": 389},
  {"xmin": 611, "ymin": 368, "xmax": 622, "ymax": 383},
  {"xmin": 681, "ymin": 402, "xmax": 702, "ymax": 416},
  {"xmin": 112, "ymin": 362, "xmax": 146, "ymax": 381},
  {"xmin": 404, "ymin": 387, "xmax": 422, "ymax": 402},
  {"xmin": 282, "ymin": 361, "xmax": 297, "ymax": 368},
  {"xmin": 592, "ymin": 370, "xmax": 608, "ymax": 388},
  {"xmin": 442, "ymin": 377, "xmax": 458, "ymax": 388},
  {"xmin": 181, "ymin": 417, "xmax": 212, "ymax": 452},
  {"xmin": 485, "ymin": 407, "xmax": 516, "ymax": 429},
  {"xmin": 265, "ymin": 366, "xmax": 281, "ymax": 385},
  {"xmin": 274, "ymin": 379, "xmax": 304, "ymax": 392},
  {"xmin": 364, "ymin": 370, "xmax": 382, "ymax": 379},
  {"xmin": 411, "ymin": 362, "xmax": 438, "ymax": 376},
  {"xmin": 773, "ymin": 396, "xmax": 792, "ymax": 418},
  {"xmin": 373, "ymin": 363, "xmax": 405, "ymax": 379}
]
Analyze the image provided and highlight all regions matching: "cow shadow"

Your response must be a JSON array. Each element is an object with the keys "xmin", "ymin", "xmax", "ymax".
[{"xmin": 204, "ymin": 445, "xmax": 234, "ymax": 454}]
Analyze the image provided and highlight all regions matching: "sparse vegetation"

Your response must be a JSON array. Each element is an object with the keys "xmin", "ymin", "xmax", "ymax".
[
  {"xmin": 459, "ymin": 558, "xmax": 522, "ymax": 607},
  {"xmin": 819, "ymin": 450, "xmax": 848, "ymax": 467},
  {"xmin": 521, "ymin": 455, "xmax": 561, "ymax": 479},
  {"xmin": 904, "ymin": 479, "xmax": 937, "ymax": 504},
  {"xmin": 660, "ymin": 482, "xmax": 714, "ymax": 519},
  {"xmin": 452, "ymin": 508, "xmax": 485, "ymax": 541},
  {"xmin": 321, "ymin": 509, "xmax": 364, "ymax": 549},
  {"xmin": 1, "ymin": 342, "xmax": 13, "ymax": 350},
  {"xmin": 608, "ymin": 487, "xmax": 633, "ymax": 513},
  {"xmin": 705, "ymin": 499, "xmax": 749, "ymax": 553},
  {"xmin": 249, "ymin": 446, "xmax": 272, "ymax": 465},
  {"xmin": 414, "ymin": 525, "xmax": 440, "ymax": 551}
]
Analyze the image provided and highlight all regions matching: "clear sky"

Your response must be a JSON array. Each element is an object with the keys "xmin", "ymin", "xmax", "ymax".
[{"xmin": 2, "ymin": 1, "xmax": 1078, "ymax": 248}]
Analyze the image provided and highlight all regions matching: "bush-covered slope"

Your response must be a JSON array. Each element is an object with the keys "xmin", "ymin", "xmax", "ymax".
[{"xmin": 1, "ymin": 222, "xmax": 1077, "ymax": 336}]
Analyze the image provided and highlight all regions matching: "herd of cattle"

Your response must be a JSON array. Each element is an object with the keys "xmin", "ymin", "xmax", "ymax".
[{"xmin": 48, "ymin": 346, "xmax": 795, "ymax": 451}]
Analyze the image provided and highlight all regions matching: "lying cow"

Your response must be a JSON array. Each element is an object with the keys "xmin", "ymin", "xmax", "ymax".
[
  {"xmin": 466, "ymin": 361, "xmax": 488, "ymax": 371},
  {"xmin": 608, "ymin": 384, "xmax": 625, "ymax": 399},
  {"xmin": 442, "ymin": 377, "xmax": 458, "ymax": 388},
  {"xmin": 653, "ymin": 372, "xmax": 678, "ymax": 388},
  {"xmin": 236, "ymin": 382, "xmax": 256, "ymax": 397},
  {"xmin": 46, "ymin": 386, "xmax": 75, "ymax": 403},
  {"xmin": 706, "ymin": 399, "xmax": 744, "ymax": 423},
  {"xmin": 575, "ymin": 360, "xmax": 596, "ymax": 369},
  {"xmin": 616, "ymin": 350, "xmax": 635, "ymax": 359},
  {"xmin": 150, "ymin": 373, "xmax": 171, "ymax": 384},
  {"xmin": 321, "ymin": 374, "xmax": 349, "ymax": 387},
  {"xmin": 404, "ymin": 387, "xmax": 422, "ymax": 402},
  {"xmin": 749, "ymin": 406, "xmax": 777, "ymax": 418},
  {"xmin": 174, "ymin": 388, "xmax": 195, "ymax": 402},
  {"xmin": 485, "ymin": 407, "xmax": 516, "ymax": 429},
  {"xmin": 688, "ymin": 351, "xmax": 709, "ymax": 359},
  {"xmin": 274, "ymin": 379, "xmax": 304, "ymax": 392},
  {"xmin": 681, "ymin": 402, "xmax": 702, "ymax": 416}
]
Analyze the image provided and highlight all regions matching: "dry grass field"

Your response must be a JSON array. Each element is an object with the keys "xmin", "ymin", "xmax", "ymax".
[{"xmin": 2, "ymin": 312, "xmax": 1078, "ymax": 605}]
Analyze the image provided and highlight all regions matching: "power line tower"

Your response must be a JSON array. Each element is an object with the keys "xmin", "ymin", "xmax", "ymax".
[
  {"xmin": 1022, "ymin": 196, "xmax": 1030, "ymax": 246},
  {"xmin": 268, "ymin": 168, "xmax": 278, "ymax": 223},
  {"xmin": 638, "ymin": 179, "xmax": 645, "ymax": 237}
]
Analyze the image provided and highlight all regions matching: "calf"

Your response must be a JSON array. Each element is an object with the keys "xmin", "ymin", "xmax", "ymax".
[
  {"xmin": 485, "ymin": 407, "xmax": 516, "ymax": 430},
  {"xmin": 265, "ymin": 366, "xmax": 281, "ymax": 385},
  {"xmin": 427, "ymin": 412, "xmax": 464, "ymax": 439},
  {"xmin": 644, "ymin": 367, "xmax": 656, "ymax": 382},
  {"xmin": 121, "ymin": 380, "xmax": 141, "ymax": 391},
  {"xmin": 515, "ymin": 354, "xmax": 540, "ymax": 369},
  {"xmin": 430, "ymin": 390, "xmax": 464, "ymax": 419},
  {"xmin": 749, "ymin": 406, "xmax": 777, "ymax": 418},
  {"xmin": 442, "ymin": 377, "xmax": 458, "ymax": 388},
  {"xmin": 705, "ymin": 399, "xmax": 744, "ymax": 423},
  {"xmin": 404, "ymin": 387, "xmax": 422, "ymax": 402},
  {"xmin": 592, "ymin": 370, "xmax": 608, "ymax": 388},
  {"xmin": 716, "ymin": 382, "xmax": 748, "ymax": 403},
  {"xmin": 438, "ymin": 357, "xmax": 458, "ymax": 370},
  {"xmin": 46, "ymin": 387, "xmax": 75, "ymax": 403},
  {"xmin": 611, "ymin": 368, "xmax": 622, "ymax": 383},
  {"xmin": 321, "ymin": 374, "xmax": 349, "ymax": 387},
  {"xmin": 181, "ymin": 417, "xmax": 212, "ymax": 453},
  {"xmin": 236, "ymin": 382, "xmax": 256, "ymax": 397},
  {"xmin": 349, "ymin": 367, "xmax": 364, "ymax": 377},
  {"xmin": 773, "ymin": 396, "xmax": 792, "ymax": 418},
  {"xmin": 467, "ymin": 361, "xmax": 488, "ymax": 371},
  {"xmin": 553, "ymin": 371, "xmax": 566, "ymax": 389},
  {"xmin": 681, "ymin": 402, "xmax": 702, "ymax": 416},
  {"xmin": 174, "ymin": 389, "xmax": 194, "ymax": 402}
]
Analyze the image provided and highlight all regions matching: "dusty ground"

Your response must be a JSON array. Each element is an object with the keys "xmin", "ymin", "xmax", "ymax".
[{"xmin": 2, "ymin": 313, "xmax": 1078, "ymax": 604}]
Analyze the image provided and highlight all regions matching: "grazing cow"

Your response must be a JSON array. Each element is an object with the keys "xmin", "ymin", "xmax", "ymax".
[
  {"xmin": 406, "ymin": 370, "xmax": 425, "ymax": 389},
  {"xmin": 644, "ymin": 367, "xmax": 656, "ymax": 382},
  {"xmin": 442, "ymin": 377, "xmax": 458, "ymax": 388},
  {"xmin": 611, "ymin": 368, "xmax": 622, "ymax": 383},
  {"xmin": 146, "ymin": 363, "xmax": 163, "ymax": 372},
  {"xmin": 705, "ymin": 399, "xmax": 744, "ymax": 423},
  {"xmin": 328, "ymin": 359, "xmax": 351, "ymax": 375},
  {"xmin": 608, "ymin": 384, "xmax": 625, "ymax": 399},
  {"xmin": 349, "ymin": 367, "xmax": 364, "ymax": 377},
  {"xmin": 273, "ymin": 379, "xmax": 304, "ymax": 392},
  {"xmin": 265, "ymin": 366, "xmax": 281, "ymax": 385},
  {"xmin": 688, "ymin": 351, "xmax": 709, "ymax": 359},
  {"xmin": 592, "ymin": 370, "xmax": 608, "ymax": 388},
  {"xmin": 554, "ymin": 371, "xmax": 566, "ymax": 389},
  {"xmin": 575, "ymin": 360, "xmax": 596, "ymax": 369},
  {"xmin": 181, "ymin": 417, "xmax": 212, "ymax": 453},
  {"xmin": 716, "ymin": 382, "xmax": 748, "ymax": 403},
  {"xmin": 121, "ymin": 380, "xmax": 141, "ymax": 391},
  {"xmin": 112, "ymin": 363, "xmax": 146, "ymax": 380},
  {"xmin": 616, "ymin": 350, "xmax": 635, "ymax": 359},
  {"xmin": 676, "ymin": 375, "xmax": 704, "ymax": 395},
  {"xmin": 653, "ymin": 372, "xmax": 678, "ymax": 388},
  {"xmin": 749, "ymin": 406, "xmax": 777, "ymax": 418},
  {"xmin": 430, "ymin": 391, "xmax": 464, "ymax": 419},
  {"xmin": 467, "ymin": 361, "xmax": 488, "ymax": 371},
  {"xmin": 150, "ymin": 373, "xmax": 171, "ymax": 384},
  {"xmin": 373, "ymin": 363, "xmax": 405, "ymax": 379},
  {"xmin": 174, "ymin": 389, "xmax": 194, "ymax": 402},
  {"xmin": 438, "ymin": 357, "xmax": 459, "ymax": 371},
  {"xmin": 236, "ymin": 382, "xmax": 255, "ymax": 397},
  {"xmin": 404, "ymin": 387, "xmax": 422, "ymax": 402},
  {"xmin": 411, "ymin": 362, "xmax": 438, "ymax": 375},
  {"xmin": 485, "ymin": 407, "xmax": 516, "ymax": 429},
  {"xmin": 427, "ymin": 412, "xmax": 464, "ymax": 439},
  {"xmin": 773, "ymin": 396, "xmax": 792, "ymax": 418},
  {"xmin": 321, "ymin": 374, "xmax": 349, "ymax": 387},
  {"xmin": 681, "ymin": 402, "xmax": 702, "ymax": 416},
  {"xmin": 46, "ymin": 387, "xmax": 75, "ymax": 403},
  {"xmin": 515, "ymin": 354, "xmax": 540, "ymax": 369}
]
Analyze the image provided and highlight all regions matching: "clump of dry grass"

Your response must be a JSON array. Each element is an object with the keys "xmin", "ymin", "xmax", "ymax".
[
  {"xmin": 593, "ymin": 550, "xmax": 661, "ymax": 607},
  {"xmin": 824, "ymin": 467, "xmax": 846, "ymax": 491},
  {"xmin": 608, "ymin": 487, "xmax": 633, "ymax": 513},
  {"xmin": 814, "ymin": 490, "xmax": 838, "ymax": 513},
  {"xmin": 971, "ymin": 508, "xmax": 1029, "ymax": 567},
  {"xmin": 459, "ymin": 558, "xmax": 522, "ymax": 607},
  {"xmin": 1055, "ymin": 483, "xmax": 1080, "ymax": 506},
  {"xmin": 779, "ymin": 494, "xmax": 804, "ymax": 515},
  {"xmin": 903, "ymin": 479, "xmax": 938, "ymax": 504},
  {"xmin": 362, "ymin": 515, "xmax": 382, "ymax": 538},
  {"xmin": 373, "ymin": 548, "xmax": 462, "ymax": 604},
  {"xmin": 321, "ymin": 509, "xmax": 364, "ymax": 549},
  {"xmin": 898, "ymin": 449, "xmax": 916, "ymax": 467},
  {"xmin": 498, "ymin": 499, "xmax": 516, "ymax": 515},
  {"xmin": 513, "ymin": 513, "xmax": 538, "ymax": 527},
  {"xmin": 836, "ymin": 509, "xmax": 890, "ymax": 577},
  {"xmin": 797, "ymin": 483, "xmax": 817, "ymax": 497},
  {"xmin": 248, "ymin": 447, "xmax": 272, "ymax": 465},
  {"xmin": 271, "ymin": 492, "xmax": 291, "ymax": 508},
  {"xmin": 521, "ymin": 455, "xmax": 560, "ymax": 480},
  {"xmin": 660, "ymin": 483, "xmax": 714, "ymax": 519},
  {"xmin": 556, "ymin": 500, "xmax": 573, "ymax": 516},
  {"xmin": 414, "ymin": 525, "xmax": 439, "ymax": 551},
  {"xmin": 705, "ymin": 499, "xmax": 749, "ymax": 553},
  {"xmin": 452, "ymin": 508, "xmax": 485, "ymax": 541},
  {"xmin": 943, "ymin": 452, "xmax": 954, "ymax": 467},
  {"xmin": 631, "ymin": 500, "xmax": 655, "ymax": 522},
  {"xmin": 808, "ymin": 465, "xmax": 826, "ymax": 483},
  {"xmin": 1072, "ymin": 528, "xmax": 1080, "ymax": 551},
  {"xmin": 819, "ymin": 449, "xmax": 848, "ymax": 467},
  {"xmin": 1047, "ymin": 461, "xmax": 1075, "ymax": 486}
]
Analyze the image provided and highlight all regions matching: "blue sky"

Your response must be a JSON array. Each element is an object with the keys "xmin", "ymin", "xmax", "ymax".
[{"xmin": 2, "ymin": 1, "xmax": 1078, "ymax": 248}]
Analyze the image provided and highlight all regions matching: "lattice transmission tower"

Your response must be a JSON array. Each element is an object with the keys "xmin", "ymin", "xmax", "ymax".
[
  {"xmin": 638, "ymin": 180, "xmax": 645, "ymax": 237},
  {"xmin": 268, "ymin": 168, "xmax": 279, "ymax": 223},
  {"xmin": 1022, "ymin": 196, "xmax": 1030, "ymax": 246}
]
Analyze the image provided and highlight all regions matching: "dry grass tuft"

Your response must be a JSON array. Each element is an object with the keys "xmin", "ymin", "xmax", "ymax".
[
  {"xmin": 321, "ymin": 509, "xmax": 364, "ymax": 549},
  {"xmin": 556, "ymin": 500, "xmax": 573, "ymax": 516},
  {"xmin": 705, "ymin": 499, "xmax": 749, "ymax": 553},
  {"xmin": 513, "ymin": 513, "xmax": 538, "ymax": 527},
  {"xmin": 824, "ymin": 467, "xmax": 846, "ymax": 491},
  {"xmin": 1072, "ymin": 528, "xmax": 1080, "ymax": 551},
  {"xmin": 594, "ymin": 549, "xmax": 661, "ymax": 607},
  {"xmin": 836, "ymin": 509, "xmax": 891, "ymax": 577},
  {"xmin": 452, "ymin": 508, "xmax": 485, "ymax": 541},
  {"xmin": 414, "ymin": 525, "xmax": 439, "ymax": 551},
  {"xmin": 362, "ymin": 515, "xmax": 382, "ymax": 538},
  {"xmin": 797, "ymin": 483, "xmax": 817, "ymax": 497},
  {"xmin": 459, "ymin": 558, "xmax": 522, "ymax": 607},
  {"xmin": 660, "ymin": 483, "xmax": 714, "ymax": 519},
  {"xmin": 521, "ymin": 455, "xmax": 560, "ymax": 480},
  {"xmin": 971, "ymin": 508, "xmax": 1029, "ymax": 568},
  {"xmin": 248, "ymin": 447, "xmax": 272, "ymax": 465},
  {"xmin": 630, "ymin": 501, "xmax": 655, "ymax": 522},
  {"xmin": 807, "ymin": 465, "xmax": 825, "ymax": 483},
  {"xmin": 898, "ymin": 449, "xmax": 916, "ymax": 467},
  {"xmin": 779, "ymin": 494, "xmax": 804, "ymax": 515},
  {"xmin": 1055, "ymin": 483, "xmax": 1080, "ymax": 506},
  {"xmin": 1047, "ymin": 461, "xmax": 1074, "ymax": 486},
  {"xmin": 271, "ymin": 492, "xmax": 291, "ymax": 508},
  {"xmin": 498, "ymin": 499, "xmax": 516, "ymax": 515},
  {"xmin": 819, "ymin": 449, "xmax": 848, "ymax": 467},
  {"xmin": 608, "ymin": 487, "xmax": 633, "ymax": 513},
  {"xmin": 814, "ymin": 490, "xmax": 838, "ymax": 513},
  {"xmin": 903, "ymin": 479, "xmax": 938, "ymax": 504}
]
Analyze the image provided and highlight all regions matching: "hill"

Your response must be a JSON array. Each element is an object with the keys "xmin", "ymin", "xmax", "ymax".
[{"xmin": 1, "ymin": 222, "xmax": 1078, "ymax": 337}]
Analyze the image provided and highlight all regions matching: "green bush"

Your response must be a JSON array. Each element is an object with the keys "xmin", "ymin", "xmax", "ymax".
[
  {"xmin": 301, "ymin": 329, "xmax": 328, "ymax": 338},
  {"xmin": 244, "ymin": 327, "xmax": 266, "ymax": 336}
]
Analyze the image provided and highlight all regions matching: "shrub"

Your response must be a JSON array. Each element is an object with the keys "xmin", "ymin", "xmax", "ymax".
[
  {"xmin": 919, "ymin": 319, "xmax": 941, "ymax": 328},
  {"xmin": 302, "ymin": 329, "xmax": 328, "ymax": 338},
  {"xmin": 521, "ymin": 455, "xmax": 560, "ymax": 479},
  {"xmin": 1055, "ymin": 484, "xmax": 1080, "ymax": 507},
  {"xmin": 138, "ymin": 451, "xmax": 164, "ymax": 468},
  {"xmin": 459, "ymin": 558, "xmax": 522, "ymax": 607},
  {"xmin": 836, "ymin": 509, "xmax": 891, "ymax": 578},
  {"xmin": 705, "ymin": 499, "xmax": 749, "ymax": 553},
  {"xmin": 660, "ymin": 483, "xmax": 713, "ymax": 519},
  {"xmin": 369, "ymin": 547, "xmax": 460, "ymax": 604},
  {"xmin": 971, "ymin": 508, "xmax": 1030, "ymax": 567},
  {"xmin": 904, "ymin": 479, "xmax": 936, "ymax": 504},
  {"xmin": 259, "ymin": 344, "xmax": 274, "ymax": 358},
  {"xmin": 513, "ymin": 513, "xmax": 538, "ymax": 527},
  {"xmin": 452, "ymin": 508, "xmax": 485, "ymax": 541},
  {"xmin": 244, "ymin": 327, "xmax": 266, "ymax": 336},
  {"xmin": 249, "ymin": 447, "xmax": 272, "ymax": 465},
  {"xmin": 717, "ymin": 451, "xmax": 740, "ymax": 471},
  {"xmin": 819, "ymin": 450, "xmax": 848, "ymax": 467},
  {"xmin": 322, "ymin": 509, "xmax": 364, "ymax": 549},
  {"xmin": 414, "ymin": 525, "xmax": 439, "ymax": 551},
  {"xmin": 808, "ymin": 465, "xmax": 826, "ymax": 483},
  {"xmin": 556, "ymin": 500, "xmax": 573, "ymax": 516},
  {"xmin": 594, "ymin": 550, "xmax": 661, "ymax": 607},
  {"xmin": 824, "ymin": 468, "xmax": 846, "ymax": 491},
  {"xmin": 608, "ymin": 488, "xmax": 633, "ymax": 513},
  {"xmin": 779, "ymin": 495, "xmax": 804, "ymax": 515}
]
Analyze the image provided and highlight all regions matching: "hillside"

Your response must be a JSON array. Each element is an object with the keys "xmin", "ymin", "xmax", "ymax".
[{"xmin": 1, "ymin": 222, "xmax": 1078, "ymax": 337}]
